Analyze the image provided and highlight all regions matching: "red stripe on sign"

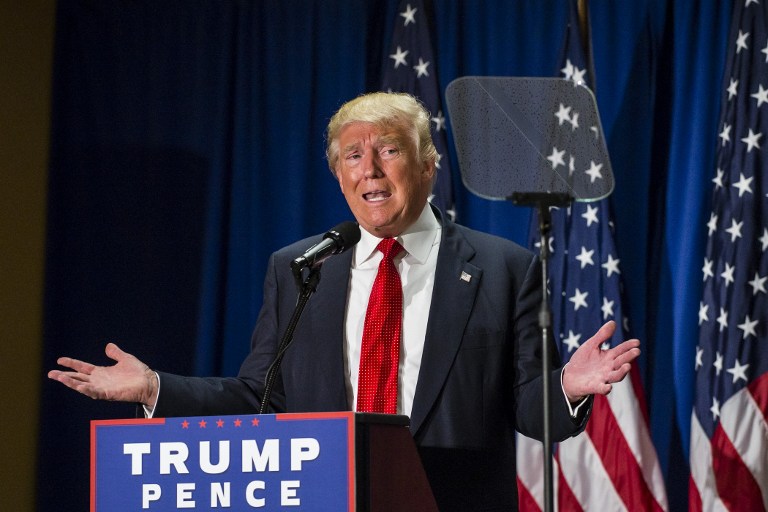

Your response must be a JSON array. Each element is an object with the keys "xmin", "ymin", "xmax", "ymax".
[
  {"xmin": 711, "ymin": 422, "xmax": 764, "ymax": 512},
  {"xmin": 586, "ymin": 394, "xmax": 665, "ymax": 512}
]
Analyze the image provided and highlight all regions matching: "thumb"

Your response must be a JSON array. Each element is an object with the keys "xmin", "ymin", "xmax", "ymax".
[{"xmin": 104, "ymin": 342, "xmax": 129, "ymax": 362}]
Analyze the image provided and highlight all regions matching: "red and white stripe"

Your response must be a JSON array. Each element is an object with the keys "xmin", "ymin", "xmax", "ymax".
[
  {"xmin": 689, "ymin": 372, "xmax": 768, "ymax": 512},
  {"xmin": 517, "ymin": 367, "xmax": 668, "ymax": 511}
]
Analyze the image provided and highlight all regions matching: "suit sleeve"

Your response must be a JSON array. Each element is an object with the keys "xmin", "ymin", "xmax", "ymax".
[{"xmin": 511, "ymin": 254, "xmax": 591, "ymax": 441}]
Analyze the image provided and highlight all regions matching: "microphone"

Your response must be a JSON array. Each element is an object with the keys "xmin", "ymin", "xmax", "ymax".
[{"xmin": 290, "ymin": 221, "xmax": 361, "ymax": 274}]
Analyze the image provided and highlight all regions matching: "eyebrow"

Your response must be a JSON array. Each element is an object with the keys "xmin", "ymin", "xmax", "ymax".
[{"xmin": 341, "ymin": 134, "xmax": 405, "ymax": 155}]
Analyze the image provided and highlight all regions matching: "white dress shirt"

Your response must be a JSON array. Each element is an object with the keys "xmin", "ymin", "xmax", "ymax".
[{"xmin": 344, "ymin": 203, "xmax": 441, "ymax": 417}]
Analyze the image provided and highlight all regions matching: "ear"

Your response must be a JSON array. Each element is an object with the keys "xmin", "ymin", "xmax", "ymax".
[
  {"xmin": 422, "ymin": 160, "xmax": 436, "ymax": 181},
  {"xmin": 335, "ymin": 169, "xmax": 345, "ymax": 192}
]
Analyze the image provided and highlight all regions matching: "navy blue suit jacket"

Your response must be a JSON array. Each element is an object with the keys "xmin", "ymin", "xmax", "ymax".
[{"xmin": 155, "ymin": 207, "xmax": 590, "ymax": 511}]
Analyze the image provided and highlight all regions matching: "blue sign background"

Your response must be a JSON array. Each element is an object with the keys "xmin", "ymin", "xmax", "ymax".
[{"xmin": 92, "ymin": 413, "xmax": 354, "ymax": 511}]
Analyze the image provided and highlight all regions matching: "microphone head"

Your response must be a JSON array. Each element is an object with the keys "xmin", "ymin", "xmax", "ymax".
[{"xmin": 323, "ymin": 221, "xmax": 361, "ymax": 253}]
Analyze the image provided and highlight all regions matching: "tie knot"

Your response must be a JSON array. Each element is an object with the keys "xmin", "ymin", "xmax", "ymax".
[{"xmin": 377, "ymin": 238, "xmax": 403, "ymax": 261}]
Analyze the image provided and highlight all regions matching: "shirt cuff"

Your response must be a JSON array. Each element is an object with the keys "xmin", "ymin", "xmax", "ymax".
[
  {"xmin": 560, "ymin": 365, "xmax": 589, "ymax": 418},
  {"xmin": 141, "ymin": 371, "xmax": 161, "ymax": 418}
]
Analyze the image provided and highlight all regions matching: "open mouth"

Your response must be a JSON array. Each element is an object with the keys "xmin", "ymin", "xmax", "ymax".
[{"xmin": 363, "ymin": 191, "xmax": 391, "ymax": 202}]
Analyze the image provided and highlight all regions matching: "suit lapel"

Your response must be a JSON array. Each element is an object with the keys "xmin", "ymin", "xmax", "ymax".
[
  {"xmin": 409, "ymin": 216, "xmax": 481, "ymax": 435},
  {"xmin": 299, "ymin": 250, "xmax": 353, "ymax": 410}
]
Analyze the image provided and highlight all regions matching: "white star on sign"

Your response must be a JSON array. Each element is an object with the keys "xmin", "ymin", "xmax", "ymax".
[
  {"xmin": 389, "ymin": 46, "xmax": 408, "ymax": 68},
  {"xmin": 400, "ymin": 4, "xmax": 417, "ymax": 26}
]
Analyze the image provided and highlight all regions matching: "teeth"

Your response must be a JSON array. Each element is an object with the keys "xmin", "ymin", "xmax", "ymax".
[{"xmin": 364, "ymin": 191, "xmax": 390, "ymax": 201}]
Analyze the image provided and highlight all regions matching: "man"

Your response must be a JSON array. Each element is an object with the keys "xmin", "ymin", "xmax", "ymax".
[{"xmin": 49, "ymin": 92, "xmax": 640, "ymax": 511}]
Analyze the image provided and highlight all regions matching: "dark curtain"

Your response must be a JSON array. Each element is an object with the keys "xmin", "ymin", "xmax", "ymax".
[{"xmin": 38, "ymin": 1, "xmax": 730, "ymax": 510}]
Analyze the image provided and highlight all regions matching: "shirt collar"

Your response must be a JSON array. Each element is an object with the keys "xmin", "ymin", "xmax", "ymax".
[{"xmin": 354, "ymin": 203, "xmax": 441, "ymax": 267}]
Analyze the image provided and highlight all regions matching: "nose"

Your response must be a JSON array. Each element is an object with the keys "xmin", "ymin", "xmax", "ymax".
[{"xmin": 362, "ymin": 153, "xmax": 384, "ymax": 179}]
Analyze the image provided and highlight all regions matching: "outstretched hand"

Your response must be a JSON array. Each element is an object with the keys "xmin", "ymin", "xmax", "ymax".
[
  {"xmin": 47, "ymin": 343, "xmax": 158, "ymax": 407},
  {"xmin": 562, "ymin": 320, "xmax": 640, "ymax": 402}
]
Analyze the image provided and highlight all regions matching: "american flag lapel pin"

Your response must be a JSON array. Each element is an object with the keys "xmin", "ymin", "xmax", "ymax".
[{"xmin": 460, "ymin": 271, "xmax": 471, "ymax": 283}]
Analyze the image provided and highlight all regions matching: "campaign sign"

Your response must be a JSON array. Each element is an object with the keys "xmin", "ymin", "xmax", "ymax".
[{"xmin": 91, "ymin": 412, "xmax": 355, "ymax": 511}]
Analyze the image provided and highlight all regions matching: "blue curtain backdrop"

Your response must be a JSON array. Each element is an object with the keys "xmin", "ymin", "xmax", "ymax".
[{"xmin": 38, "ymin": 1, "xmax": 730, "ymax": 510}]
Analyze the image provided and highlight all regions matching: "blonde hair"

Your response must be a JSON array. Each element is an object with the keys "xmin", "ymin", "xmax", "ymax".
[{"xmin": 325, "ymin": 92, "xmax": 438, "ymax": 173}]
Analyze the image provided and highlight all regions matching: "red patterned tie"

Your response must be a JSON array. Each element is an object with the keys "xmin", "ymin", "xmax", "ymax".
[{"xmin": 357, "ymin": 238, "xmax": 404, "ymax": 414}]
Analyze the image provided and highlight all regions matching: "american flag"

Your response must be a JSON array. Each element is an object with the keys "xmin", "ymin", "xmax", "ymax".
[
  {"xmin": 381, "ymin": 0, "xmax": 456, "ymax": 220},
  {"xmin": 516, "ymin": 1, "xmax": 668, "ymax": 510},
  {"xmin": 689, "ymin": 1, "xmax": 768, "ymax": 510}
]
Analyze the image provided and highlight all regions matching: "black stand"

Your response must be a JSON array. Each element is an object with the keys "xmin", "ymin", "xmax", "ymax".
[
  {"xmin": 258, "ymin": 266, "xmax": 322, "ymax": 414},
  {"xmin": 511, "ymin": 191, "xmax": 572, "ymax": 512}
]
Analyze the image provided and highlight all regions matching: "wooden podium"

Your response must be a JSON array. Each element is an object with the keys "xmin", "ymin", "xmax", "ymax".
[{"xmin": 91, "ymin": 411, "xmax": 438, "ymax": 511}]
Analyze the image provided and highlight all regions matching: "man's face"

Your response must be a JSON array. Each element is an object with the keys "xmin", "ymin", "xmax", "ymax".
[{"xmin": 335, "ymin": 122, "xmax": 434, "ymax": 238}]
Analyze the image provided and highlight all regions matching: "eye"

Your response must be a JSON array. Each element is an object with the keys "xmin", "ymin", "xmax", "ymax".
[
  {"xmin": 345, "ymin": 152, "xmax": 362, "ymax": 163},
  {"xmin": 380, "ymin": 146, "xmax": 400, "ymax": 159}
]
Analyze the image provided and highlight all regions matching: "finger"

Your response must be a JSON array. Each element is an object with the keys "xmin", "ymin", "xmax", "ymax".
[
  {"xmin": 593, "ymin": 381, "xmax": 612, "ymax": 395},
  {"xmin": 612, "ymin": 347, "xmax": 641, "ymax": 369},
  {"xmin": 584, "ymin": 320, "xmax": 616, "ymax": 350},
  {"xmin": 49, "ymin": 372, "xmax": 100, "ymax": 398},
  {"xmin": 609, "ymin": 339, "xmax": 641, "ymax": 358},
  {"xmin": 56, "ymin": 357, "xmax": 96, "ymax": 375},
  {"xmin": 607, "ymin": 363, "xmax": 633, "ymax": 384}
]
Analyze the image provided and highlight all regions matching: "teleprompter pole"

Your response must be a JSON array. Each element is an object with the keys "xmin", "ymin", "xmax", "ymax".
[{"xmin": 511, "ymin": 191, "xmax": 572, "ymax": 512}]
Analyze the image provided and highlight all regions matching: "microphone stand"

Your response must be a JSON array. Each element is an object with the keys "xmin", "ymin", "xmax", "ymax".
[
  {"xmin": 511, "ymin": 191, "xmax": 572, "ymax": 512},
  {"xmin": 258, "ymin": 265, "xmax": 322, "ymax": 415}
]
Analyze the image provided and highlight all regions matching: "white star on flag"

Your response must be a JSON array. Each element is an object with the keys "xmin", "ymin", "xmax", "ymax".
[{"xmin": 399, "ymin": 4, "xmax": 417, "ymax": 26}]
